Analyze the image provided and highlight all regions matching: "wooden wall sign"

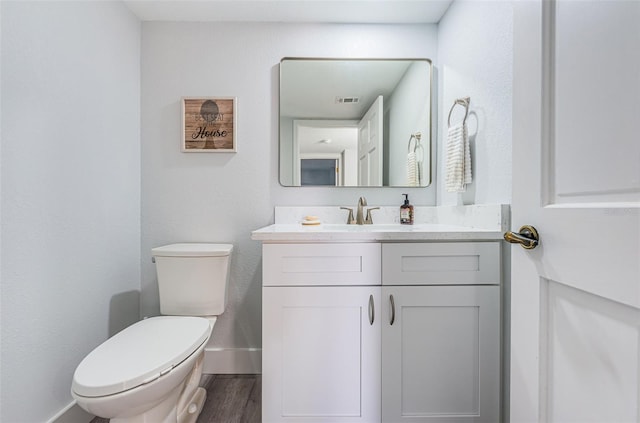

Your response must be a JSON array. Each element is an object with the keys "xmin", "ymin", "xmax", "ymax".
[{"xmin": 182, "ymin": 97, "xmax": 237, "ymax": 152}]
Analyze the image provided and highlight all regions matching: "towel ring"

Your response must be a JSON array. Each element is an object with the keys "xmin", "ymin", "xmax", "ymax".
[
  {"xmin": 407, "ymin": 132, "xmax": 422, "ymax": 153},
  {"xmin": 447, "ymin": 97, "xmax": 470, "ymax": 127}
]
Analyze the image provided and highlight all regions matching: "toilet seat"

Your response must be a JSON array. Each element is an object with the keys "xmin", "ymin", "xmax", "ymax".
[{"xmin": 72, "ymin": 316, "xmax": 211, "ymax": 398}]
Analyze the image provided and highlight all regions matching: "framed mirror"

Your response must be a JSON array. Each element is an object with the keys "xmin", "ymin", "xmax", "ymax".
[{"xmin": 279, "ymin": 58, "xmax": 432, "ymax": 187}]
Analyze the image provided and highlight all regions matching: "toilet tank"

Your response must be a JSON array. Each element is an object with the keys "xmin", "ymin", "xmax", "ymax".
[{"xmin": 151, "ymin": 243, "xmax": 233, "ymax": 316}]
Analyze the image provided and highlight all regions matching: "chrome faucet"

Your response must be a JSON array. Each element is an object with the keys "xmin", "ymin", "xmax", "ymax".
[
  {"xmin": 340, "ymin": 207, "xmax": 355, "ymax": 224},
  {"xmin": 341, "ymin": 197, "xmax": 378, "ymax": 224},
  {"xmin": 365, "ymin": 207, "xmax": 380, "ymax": 224},
  {"xmin": 356, "ymin": 197, "xmax": 367, "ymax": 225}
]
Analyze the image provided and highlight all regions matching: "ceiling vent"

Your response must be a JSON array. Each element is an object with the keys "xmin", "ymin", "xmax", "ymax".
[{"xmin": 335, "ymin": 96, "xmax": 360, "ymax": 104}]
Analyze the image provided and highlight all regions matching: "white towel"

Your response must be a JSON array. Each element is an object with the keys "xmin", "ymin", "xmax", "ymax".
[
  {"xmin": 445, "ymin": 123, "xmax": 472, "ymax": 192},
  {"xmin": 407, "ymin": 152, "xmax": 418, "ymax": 186}
]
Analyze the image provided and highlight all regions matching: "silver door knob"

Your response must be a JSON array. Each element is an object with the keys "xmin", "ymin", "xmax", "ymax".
[{"xmin": 504, "ymin": 225, "xmax": 539, "ymax": 249}]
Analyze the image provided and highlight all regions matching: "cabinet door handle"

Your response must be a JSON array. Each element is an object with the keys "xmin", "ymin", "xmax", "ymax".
[
  {"xmin": 389, "ymin": 294, "xmax": 396, "ymax": 325},
  {"xmin": 368, "ymin": 294, "xmax": 375, "ymax": 325}
]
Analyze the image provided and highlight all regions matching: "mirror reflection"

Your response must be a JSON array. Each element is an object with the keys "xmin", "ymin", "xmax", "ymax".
[{"xmin": 279, "ymin": 58, "xmax": 432, "ymax": 187}]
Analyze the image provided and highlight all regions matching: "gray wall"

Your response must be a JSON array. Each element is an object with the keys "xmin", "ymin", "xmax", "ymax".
[
  {"xmin": 141, "ymin": 22, "xmax": 439, "ymax": 352},
  {"xmin": 387, "ymin": 61, "xmax": 432, "ymax": 186},
  {"xmin": 437, "ymin": 0, "xmax": 513, "ymax": 205},
  {"xmin": 0, "ymin": 2, "xmax": 141, "ymax": 421},
  {"xmin": 0, "ymin": 2, "xmax": 515, "ymax": 420}
]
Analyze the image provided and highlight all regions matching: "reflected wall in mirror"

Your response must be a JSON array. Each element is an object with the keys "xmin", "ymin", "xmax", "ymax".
[{"xmin": 279, "ymin": 58, "xmax": 432, "ymax": 187}]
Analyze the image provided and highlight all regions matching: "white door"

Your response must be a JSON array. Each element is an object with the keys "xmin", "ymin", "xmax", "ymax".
[
  {"xmin": 510, "ymin": 1, "xmax": 640, "ymax": 422},
  {"xmin": 262, "ymin": 286, "xmax": 381, "ymax": 423},
  {"xmin": 358, "ymin": 95, "xmax": 383, "ymax": 186}
]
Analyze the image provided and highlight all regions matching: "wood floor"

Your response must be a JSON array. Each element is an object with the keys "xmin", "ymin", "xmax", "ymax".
[
  {"xmin": 90, "ymin": 374, "xmax": 261, "ymax": 423},
  {"xmin": 197, "ymin": 374, "xmax": 261, "ymax": 423}
]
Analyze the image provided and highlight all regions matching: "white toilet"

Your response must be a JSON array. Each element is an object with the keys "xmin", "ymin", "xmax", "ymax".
[{"xmin": 71, "ymin": 243, "xmax": 233, "ymax": 423}]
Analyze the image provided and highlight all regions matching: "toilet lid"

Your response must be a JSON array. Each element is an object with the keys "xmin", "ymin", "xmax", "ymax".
[
  {"xmin": 72, "ymin": 316, "xmax": 210, "ymax": 397},
  {"xmin": 151, "ymin": 243, "xmax": 233, "ymax": 257}
]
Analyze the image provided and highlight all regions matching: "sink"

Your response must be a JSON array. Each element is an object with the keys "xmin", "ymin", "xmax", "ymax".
[
  {"xmin": 320, "ymin": 223, "xmax": 477, "ymax": 232},
  {"xmin": 251, "ymin": 222, "xmax": 502, "ymax": 242},
  {"xmin": 322, "ymin": 223, "xmax": 416, "ymax": 232}
]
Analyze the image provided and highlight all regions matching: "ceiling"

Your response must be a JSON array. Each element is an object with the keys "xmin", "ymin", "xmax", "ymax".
[
  {"xmin": 280, "ymin": 59, "xmax": 413, "ymax": 119},
  {"xmin": 123, "ymin": 0, "xmax": 453, "ymax": 24}
]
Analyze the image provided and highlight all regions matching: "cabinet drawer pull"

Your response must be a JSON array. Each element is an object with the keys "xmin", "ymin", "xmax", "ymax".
[
  {"xmin": 390, "ymin": 294, "xmax": 396, "ymax": 325},
  {"xmin": 368, "ymin": 294, "xmax": 375, "ymax": 325}
]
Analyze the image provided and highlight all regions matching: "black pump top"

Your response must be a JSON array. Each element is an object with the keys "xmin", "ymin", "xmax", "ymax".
[{"xmin": 402, "ymin": 194, "xmax": 410, "ymax": 205}]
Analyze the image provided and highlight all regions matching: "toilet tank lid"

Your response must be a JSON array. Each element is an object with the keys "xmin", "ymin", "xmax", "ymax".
[
  {"xmin": 152, "ymin": 243, "xmax": 233, "ymax": 257},
  {"xmin": 72, "ymin": 316, "xmax": 211, "ymax": 398}
]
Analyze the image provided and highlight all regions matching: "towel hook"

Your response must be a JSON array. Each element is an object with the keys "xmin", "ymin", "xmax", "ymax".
[{"xmin": 447, "ymin": 97, "xmax": 470, "ymax": 127}]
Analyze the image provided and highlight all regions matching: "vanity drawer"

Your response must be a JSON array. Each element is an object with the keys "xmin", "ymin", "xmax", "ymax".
[
  {"xmin": 263, "ymin": 243, "xmax": 381, "ymax": 286},
  {"xmin": 382, "ymin": 242, "xmax": 500, "ymax": 285}
]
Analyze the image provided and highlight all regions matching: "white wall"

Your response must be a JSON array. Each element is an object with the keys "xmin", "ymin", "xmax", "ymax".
[
  {"xmin": 0, "ymin": 3, "xmax": 516, "ymax": 419},
  {"xmin": 387, "ymin": 61, "xmax": 432, "ymax": 186},
  {"xmin": 141, "ymin": 22, "xmax": 438, "ymax": 356},
  {"xmin": 0, "ymin": 2, "xmax": 141, "ymax": 421},
  {"xmin": 437, "ymin": 0, "xmax": 513, "ymax": 205},
  {"xmin": 0, "ymin": 3, "xmax": 3, "ymax": 419}
]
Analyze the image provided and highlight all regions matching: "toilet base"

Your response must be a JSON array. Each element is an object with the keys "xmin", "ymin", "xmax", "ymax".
[
  {"xmin": 104, "ymin": 371, "xmax": 207, "ymax": 423},
  {"xmin": 109, "ymin": 383, "xmax": 182, "ymax": 423},
  {"xmin": 177, "ymin": 387, "xmax": 207, "ymax": 423}
]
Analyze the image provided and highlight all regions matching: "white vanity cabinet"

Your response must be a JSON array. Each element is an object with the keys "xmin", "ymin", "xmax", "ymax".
[
  {"xmin": 262, "ymin": 243, "xmax": 382, "ymax": 423},
  {"xmin": 261, "ymin": 240, "xmax": 501, "ymax": 423},
  {"xmin": 381, "ymin": 242, "xmax": 501, "ymax": 423}
]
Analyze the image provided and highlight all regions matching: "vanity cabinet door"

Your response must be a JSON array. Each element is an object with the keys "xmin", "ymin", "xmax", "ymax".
[
  {"xmin": 381, "ymin": 285, "xmax": 501, "ymax": 423},
  {"xmin": 263, "ymin": 286, "xmax": 382, "ymax": 423}
]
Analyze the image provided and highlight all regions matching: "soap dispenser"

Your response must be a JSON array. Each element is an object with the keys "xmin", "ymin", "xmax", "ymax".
[{"xmin": 400, "ymin": 194, "xmax": 414, "ymax": 225}]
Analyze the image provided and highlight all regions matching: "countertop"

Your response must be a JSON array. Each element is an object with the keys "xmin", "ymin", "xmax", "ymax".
[
  {"xmin": 251, "ymin": 223, "xmax": 504, "ymax": 242},
  {"xmin": 251, "ymin": 205, "xmax": 509, "ymax": 242}
]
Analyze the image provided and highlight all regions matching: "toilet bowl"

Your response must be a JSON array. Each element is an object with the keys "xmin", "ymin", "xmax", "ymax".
[
  {"xmin": 72, "ymin": 242, "xmax": 233, "ymax": 423},
  {"xmin": 72, "ymin": 316, "xmax": 214, "ymax": 423}
]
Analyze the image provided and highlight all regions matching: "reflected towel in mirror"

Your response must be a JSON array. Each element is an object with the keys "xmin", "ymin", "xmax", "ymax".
[{"xmin": 407, "ymin": 152, "xmax": 418, "ymax": 186}]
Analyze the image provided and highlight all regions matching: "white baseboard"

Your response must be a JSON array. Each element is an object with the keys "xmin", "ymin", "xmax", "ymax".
[
  {"xmin": 203, "ymin": 347, "xmax": 262, "ymax": 374},
  {"xmin": 48, "ymin": 400, "xmax": 93, "ymax": 423}
]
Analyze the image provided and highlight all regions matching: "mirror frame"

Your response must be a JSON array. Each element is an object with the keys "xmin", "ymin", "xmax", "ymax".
[{"xmin": 279, "ymin": 57, "xmax": 433, "ymax": 188}]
